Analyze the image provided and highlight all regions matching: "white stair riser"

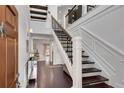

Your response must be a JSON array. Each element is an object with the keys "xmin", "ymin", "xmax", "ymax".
[
  {"xmin": 82, "ymin": 64, "xmax": 95, "ymax": 68},
  {"xmin": 82, "ymin": 72, "xmax": 101, "ymax": 77}
]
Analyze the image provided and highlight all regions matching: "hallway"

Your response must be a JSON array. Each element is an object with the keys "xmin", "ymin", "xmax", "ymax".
[{"xmin": 28, "ymin": 61, "xmax": 72, "ymax": 88}]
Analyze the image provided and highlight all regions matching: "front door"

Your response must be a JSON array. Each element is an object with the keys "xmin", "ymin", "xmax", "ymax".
[{"xmin": 0, "ymin": 5, "xmax": 18, "ymax": 88}]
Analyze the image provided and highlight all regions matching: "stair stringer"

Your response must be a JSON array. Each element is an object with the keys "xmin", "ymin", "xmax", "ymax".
[{"xmin": 52, "ymin": 29, "xmax": 73, "ymax": 77}]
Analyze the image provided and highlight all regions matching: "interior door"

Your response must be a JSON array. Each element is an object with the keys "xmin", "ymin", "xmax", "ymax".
[{"xmin": 0, "ymin": 5, "xmax": 18, "ymax": 88}]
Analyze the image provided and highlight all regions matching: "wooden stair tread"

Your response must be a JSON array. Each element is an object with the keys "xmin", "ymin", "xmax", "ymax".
[
  {"xmin": 58, "ymin": 36, "xmax": 69, "ymax": 38},
  {"xmin": 66, "ymin": 50, "xmax": 84, "ymax": 52},
  {"xmin": 55, "ymin": 31, "xmax": 65, "ymax": 33},
  {"xmin": 66, "ymin": 50, "xmax": 73, "ymax": 52},
  {"xmin": 66, "ymin": 50, "xmax": 84, "ymax": 53},
  {"xmin": 56, "ymin": 34, "xmax": 67, "ymax": 36},
  {"xmin": 30, "ymin": 5, "xmax": 48, "ymax": 10},
  {"xmin": 57, "ymin": 34, "xmax": 69, "ymax": 37},
  {"xmin": 55, "ymin": 33, "xmax": 66, "ymax": 35},
  {"xmin": 63, "ymin": 46, "xmax": 72, "ymax": 48},
  {"xmin": 31, "ymin": 16, "xmax": 46, "ymax": 20},
  {"xmin": 82, "ymin": 75, "xmax": 109, "ymax": 85},
  {"xmin": 61, "ymin": 42, "xmax": 72, "ymax": 44},
  {"xmin": 82, "ymin": 51, "xmax": 85, "ymax": 53},
  {"xmin": 82, "ymin": 55, "xmax": 89, "ymax": 57},
  {"xmin": 82, "ymin": 68, "xmax": 102, "ymax": 73},
  {"xmin": 58, "ymin": 36, "xmax": 69, "ymax": 37},
  {"xmin": 59, "ymin": 39, "xmax": 71, "ymax": 41},
  {"xmin": 59, "ymin": 38, "xmax": 71, "ymax": 40},
  {"xmin": 57, "ymin": 34, "xmax": 68, "ymax": 36},
  {"xmin": 60, "ymin": 40, "xmax": 72, "ymax": 43},
  {"xmin": 55, "ymin": 32, "xmax": 66, "ymax": 34},
  {"xmin": 54, "ymin": 30, "xmax": 64, "ymax": 33},
  {"xmin": 83, "ymin": 82, "xmax": 113, "ymax": 88},
  {"xmin": 82, "ymin": 61, "xmax": 95, "ymax": 64},
  {"xmin": 68, "ymin": 55, "xmax": 89, "ymax": 58},
  {"xmin": 30, "ymin": 10, "xmax": 47, "ymax": 15}
]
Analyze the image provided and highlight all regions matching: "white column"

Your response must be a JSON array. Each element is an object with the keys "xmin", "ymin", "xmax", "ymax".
[{"xmin": 72, "ymin": 37, "xmax": 82, "ymax": 88}]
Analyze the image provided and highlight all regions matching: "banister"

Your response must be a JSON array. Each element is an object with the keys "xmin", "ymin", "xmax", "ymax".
[
  {"xmin": 65, "ymin": 5, "xmax": 77, "ymax": 17},
  {"xmin": 51, "ymin": 15, "xmax": 72, "ymax": 39}
]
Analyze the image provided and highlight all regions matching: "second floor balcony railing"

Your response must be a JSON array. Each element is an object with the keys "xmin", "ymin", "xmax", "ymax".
[{"xmin": 65, "ymin": 5, "xmax": 97, "ymax": 28}]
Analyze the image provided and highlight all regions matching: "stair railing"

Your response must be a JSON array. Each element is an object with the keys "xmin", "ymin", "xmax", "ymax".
[
  {"xmin": 50, "ymin": 13, "xmax": 82, "ymax": 88},
  {"xmin": 51, "ymin": 15, "xmax": 73, "ymax": 64},
  {"xmin": 49, "ymin": 13, "xmax": 73, "ymax": 77}
]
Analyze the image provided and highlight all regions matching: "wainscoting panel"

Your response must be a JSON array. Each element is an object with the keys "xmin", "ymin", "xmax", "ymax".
[{"xmin": 80, "ymin": 27, "xmax": 124, "ymax": 87}]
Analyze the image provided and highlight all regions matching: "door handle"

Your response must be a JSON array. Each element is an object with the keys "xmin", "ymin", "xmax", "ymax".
[{"xmin": 0, "ymin": 22, "xmax": 6, "ymax": 38}]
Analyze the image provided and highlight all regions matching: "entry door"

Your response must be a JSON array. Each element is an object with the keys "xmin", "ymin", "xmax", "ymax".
[{"xmin": 0, "ymin": 5, "xmax": 18, "ymax": 88}]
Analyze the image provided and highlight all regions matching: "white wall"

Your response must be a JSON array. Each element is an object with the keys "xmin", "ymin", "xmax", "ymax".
[
  {"xmin": 45, "ymin": 5, "xmax": 58, "ymax": 31},
  {"xmin": 30, "ymin": 21, "xmax": 52, "ymax": 35},
  {"xmin": 48, "ymin": 5, "xmax": 58, "ymax": 19},
  {"xmin": 52, "ymin": 40, "xmax": 65, "ymax": 65},
  {"xmin": 84, "ymin": 6, "xmax": 124, "ymax": 53},
  {"xmin": 15, "ymin": 5, "xmax": 30, "ymax": 88}
]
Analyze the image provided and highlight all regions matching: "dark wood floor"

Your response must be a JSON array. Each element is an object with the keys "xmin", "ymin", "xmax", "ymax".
[{"xmin": 28, "ymin": 61, "xmax": 72, "ymax": 88}]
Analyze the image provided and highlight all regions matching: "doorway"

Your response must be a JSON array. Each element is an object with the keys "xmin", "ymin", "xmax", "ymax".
[
  {"xmin": 33, "ymin": 39, "xmax": 52, "ymax": 63},
  {"xmin": 27, "ymin": 39, "xmax": 53, "ymax": 87}
]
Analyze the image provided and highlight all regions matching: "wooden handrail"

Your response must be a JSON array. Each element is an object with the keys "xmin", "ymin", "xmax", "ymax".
[
  {"xmin": 51, "ymin": 15, "xmax": 72, "ymax": 39},
  {"xmin": 65, "ymin": 5, "xmax": 77, "ymax": 17}
]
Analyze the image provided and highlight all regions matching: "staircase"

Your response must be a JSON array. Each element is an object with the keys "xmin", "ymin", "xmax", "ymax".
[
  {"xmin": 29, "ymin": 5, "xmax": 48, "ymax": 21},
  {"xmin": 51, "ymin": 16, "xmax": 113, "ymax": 88}
]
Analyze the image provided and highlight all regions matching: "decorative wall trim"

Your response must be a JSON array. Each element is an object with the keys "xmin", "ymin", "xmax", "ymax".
[
  {"xmin": 81, "ymin": 39, "xmax": 116, "ymax": 77},
  {"xmin": 81, "ymin": 27, "xmax": 124, "ymax": 58},
  {"xmin": 93, "ymin": 51, "xmax": 116, "ymax": 76}
]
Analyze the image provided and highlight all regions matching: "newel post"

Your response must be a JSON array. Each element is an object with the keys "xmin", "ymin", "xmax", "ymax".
[{"xmin": 72, "ymin": 36, "xmax": 82, "ymax": 88}]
